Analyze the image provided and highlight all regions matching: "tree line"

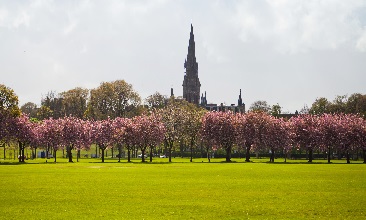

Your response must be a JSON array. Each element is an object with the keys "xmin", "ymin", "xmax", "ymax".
[
  {"xmin": 1, "ymin": 82, "xmax": 366, "ymax": 164},
  {"xmin": 21, "ymin": 80, "xmax": 142, "ymax": 120}
]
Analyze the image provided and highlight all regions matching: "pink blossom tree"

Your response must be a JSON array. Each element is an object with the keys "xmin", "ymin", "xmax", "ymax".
[
  {"xmin": 112, "ymin": 117, "xmax": 126, "ymax": 162},
  {"xmin": 134, "ymin": 113, "xmax": 165, "ymax": 162},
  {"xmin": 201, "ymin": 111, "xmax": 236, "ymax": 162},
  {"xmin": 10, "ymin": 115, "xmax": 36, "ymax": 162},
  {"xmin": 317, "ymin": 114, "xmax": 342, "ymax": 163},
  {"xmin": 147, "ymin": 114, "xmax": 165, "ymax": 162},
  {"xmin": 119, "ymin": 118, "xmax": 139, "ymax": 163},
  {"xmin": 60, "ymin": 116, "xmax": 85, "ymax": 162},
  {"xmin": 158, "ymin": 100, "xmax": 186, "ymax": 162},
  {"xmin": 235, "ymin": 112, "xmax": 272, "ymax": 162},
  {"xmin": 91, "ymin": 118, "xmax": 114, "ymax": 163},
  {"xmin": 318, "ymin": 114, "xmax": 346, "ymax": 163},
  {"xmin": 261, "ymin": 117, "xmax": 292, "ymax": 163},
  {"xmin": 182, "ymin": 108, "xmax": 204, "ymax": 162},
  {"xmin": 132, "ymin": 115, "xmax": 149, "ymax": 162},
  {"xmin": 361, "ymin": 118, "xmax": 366, "ymax": 163},
  {"xmin": 38, "ymin": 118, "xmax": 64, "ymax": 162},
  {"xmin": 336, "ymin": 114, "xmax": 365, "ymax": 164},
  {"xmin": 75, "ymin": 119, "xmax": 93, "ymax": 162},
  {"xmin": 289, "ymin": 114, "xmax": 321, "ymax": 162}
]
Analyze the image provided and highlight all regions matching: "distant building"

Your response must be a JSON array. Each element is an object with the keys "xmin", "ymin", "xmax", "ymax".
[
  {"xmin": 182, "ymin": 24, "xmax": 245, "ymax": 113},
  {"xmin": 182, "ymin": 24, "xmax": 201, "ymax": 105}
]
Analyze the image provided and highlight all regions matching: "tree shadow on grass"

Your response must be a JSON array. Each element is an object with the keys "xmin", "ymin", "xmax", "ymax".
[
  {"xmin": 0, "ymin": 162, "xmax": 25, "ymax": 165},
  {"xmin": 260, "ymin": 161, "xmax": 364, "ymax": 165}
]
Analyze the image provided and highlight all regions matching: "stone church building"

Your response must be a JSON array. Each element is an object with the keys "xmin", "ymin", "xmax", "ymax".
[{"xmin": 182, "ymin": 24, "xmax": 245, "ymax": 113}]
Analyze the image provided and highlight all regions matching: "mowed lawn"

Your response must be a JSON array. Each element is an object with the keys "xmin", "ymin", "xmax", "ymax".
[{"xmin": 0, "ymin": 158, "xmax": 366, "ymax": 219}]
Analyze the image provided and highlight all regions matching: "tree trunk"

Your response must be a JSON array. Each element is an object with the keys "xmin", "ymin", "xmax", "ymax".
[
  {"xmin": 54, "ymin": 150, "xmax": 57, "ymax": 163},
  {"xmin": 308, "ymin": 148, "xmax": 313, "ymax": 163},
  {"xmin": 363, "ymin": 149, "xmax": 366, "ymax": 163},
  {"xmin": 18, "ymin": 142, "xmax": 22, "ymax": 162},
  {"xmin": 127, "ymin": 148, "xmax": 131, "ymax": 162},
  {"xmin": 118, "ymin": 144, "xmax": 122, "ymax": 163},
  {"xmin": 33, "ymin": 147, "xmax": 37, "ymax": 160},
  {"xmin": 77, "ymin": 149, "xmax": 80, "ymax": 162},
  {"xmin": 327, "ymin": 146, "xmax": 331, "ymax": 163},
  {"xmin": 150, "ymin": 146, "xmax": 153, "ymax": 163},
  {"xmin": 95, "ymin": 145, "xmax": 98, "ymax": 158},
  {"xmin": 45, "ymin": 145, "xmax": 49, "ymax": 159},
  {"xmin": 206, "ymin": 147, "xmax": 210, "ymax": 162},
  {"xmin": 190, "ymin": 146, "xmax": 193, "ymax": 162},
  {"xmin": 3, "ymin": 143, "xmax": 6, "ymax": 160},
  {"xmin": 111, "ymin": 147, "xmax": 114, "ymax": 158},
  {"xmin": 101, "ymin": 147, "xmax": 105, "ymax": 163},
  {"xmin": 306, "ymin": 149, "xmax": 308, "ymax": 160},
  {"xmin": 22, "ymin": 146, "xmax": 25, "ymax": 162},
  {"xmin": 168, "ymin": 145, "xmax": 172, "ymax": 163},
  {"xmin": 68, "ymin": 145, "xmax": 73, "ymax": 162},
  {"xmin": 270, "ymin": 150, "xmax": 275, "ymax": 163},
  {"xmin": 190, "ymin": 139, "xmax": 194, "ymax": 162},
  {"xmin": 346, "ymin": 150, "xmax": 350, "ymax": 164},
  {"xmin": 245, "ymin": 142, "xmax": 251, "ymax": 162},
  {"xmin": 225, "ymin": 146, "xmax": 232, "ymax": 162},
  {"xmin": 141, "ymin": 149, "xmax": 145, "ymax": 162}
]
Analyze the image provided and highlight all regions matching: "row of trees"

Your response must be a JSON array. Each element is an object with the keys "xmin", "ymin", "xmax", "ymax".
[
  {"xmin": 248, "ymin": 93, "xmax": 366, "ymax": 118},
  {"xmin": 308, "ymin": 94, "xmax": 366, "ymax": 116},
  {"xmin": 2, "ymin": 102, "xmax": 366, "ymax": 163},
  {"xmin": 17, "ymin": 80, "xmax": 366, "ymax": 121},
  {"xmin": 1, "ymin": 114, "xmax": 166, "ymax": 163},
  {"xmin": 1, "ymin": 82, "xmax": 366, "ymax": 164},
  {"xmin": 202, "ymin": 111, "xmax": 366, "ymax": 163},
  {"xmin": 21, "ymin": 80, "xmax": 143, "ymax": 120}
]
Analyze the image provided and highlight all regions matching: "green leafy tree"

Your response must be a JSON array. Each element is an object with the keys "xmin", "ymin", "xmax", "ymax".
[
  {"xmin": 86, "ymin": 80, "xmax": 141, "ymax": 119},
  {"xmin": 271, "ymin": 103, "xmax": 282, "ymax": 117},
  {"xmin": 329, "ymin": 95, "xmax": 347, "ymax": 113},
  {"xmin": 145, "ymin": 92, "xmax": 167, "ymax": 110},
  {"xmin": 40, "ymin": 91, "xmax": 64, "ymax": 119},
  {"xmin": 0, "ymin": 84, "xmax": 21, "ymax": 117},
  {"xmin": 20, "ymin": 102, "xmax": 38, "ymax": 119},
  {"xmin": 309, "ymin": 97, "xmax": 331, "ymax": 115},
  {"xmin": 346, "ymin": 93, "xmax": 366, "ymax": 118},
  {"xmin": 60, "ymin": 87, "xmax": 89, "ymax": 118},
  {"xmin": 37, "ymin": 105, "xmax": 53, "ymax": 120},
  {"xmin": 249, "ymin": 100, "xmax": 271, "ymax": 113},
  {"xmin": 0, "ymin": 84, "xmax": 21, "ymax": 158}
]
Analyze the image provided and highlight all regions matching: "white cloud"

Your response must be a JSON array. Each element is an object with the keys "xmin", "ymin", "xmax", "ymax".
[
  {"xmin": 1, "ymin": 0, "xmax": 365, "ymax": 112},
  {"xmin": 231, "ymin": 0, "xmax": 366, "ymax": 53},
  {"xmin": 356, "ymin": 28, "xmax": 366, "ymax": 51}
]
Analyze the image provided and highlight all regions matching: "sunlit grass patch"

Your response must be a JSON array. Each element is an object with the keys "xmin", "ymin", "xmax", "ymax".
[{"xmin": 0, "ymin": 159, "xmax": 365, "ymax": 219}]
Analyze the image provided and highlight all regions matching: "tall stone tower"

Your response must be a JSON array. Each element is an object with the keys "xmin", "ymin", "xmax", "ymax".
[{"xmin": 183, "ymin": 24, "xmax": 201, "ymax": 105}]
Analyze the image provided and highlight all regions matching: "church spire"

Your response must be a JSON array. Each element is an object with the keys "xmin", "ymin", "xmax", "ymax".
[
  {"xmin": 238, "ymin": 89, "xmax": 243, "ymax": 106},
  {"xmin": 183, "ymin": 24, "xmax": 201, "ymax": 105}
]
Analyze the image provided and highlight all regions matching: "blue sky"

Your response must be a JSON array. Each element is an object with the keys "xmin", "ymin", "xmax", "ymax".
[{"xmin": 1, "ymin": 0, "xmax": 366, "ymax": 113}]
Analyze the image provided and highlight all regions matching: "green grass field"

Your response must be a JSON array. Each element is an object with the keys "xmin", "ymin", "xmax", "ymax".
[{"xmin": 1, "ymin": 158, "xmax": 365, "ymax": 219}]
